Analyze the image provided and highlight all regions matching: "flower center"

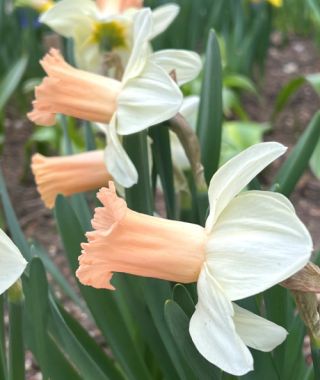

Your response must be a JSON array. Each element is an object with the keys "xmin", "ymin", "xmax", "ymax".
[{"xmin": 92, "ymin": 21, "xmax": 127, "ymax": 52}]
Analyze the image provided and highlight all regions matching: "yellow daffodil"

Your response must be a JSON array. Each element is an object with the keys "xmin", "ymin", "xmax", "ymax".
[{"xmin": 14, "ymin": 0, "xmax": 54, "ymax": 13}]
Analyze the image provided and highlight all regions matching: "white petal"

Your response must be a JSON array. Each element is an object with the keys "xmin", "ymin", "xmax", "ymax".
[
  {"xmin": 206, "ymin": 191, "xmax": 312, "ymax": 300},
  {"xmin": 150, "ymin": 49, "xmax": 202, "ymax": 85},
  {"xmin": 189, "ymin": 265, "xmax": 253, "ymax": 376},
  {"xmin": 40, "ymin": 0, "xmax": 96, "ymax": 38},
  {"xmin": 179, "ymin": 95, "xmax": 200, "ymax": 123},
  {"xmin": 74, "ymin": 38, "xmax": 101, "ymax": 72},
  {"xmin": 102, "ymin": 120, "xmax": 138, "ymax": 188},
  {"xmin": 122, "ymin": 8, "xmax": 153, "ymax": 82},
  {"xmin": 233, "ymin": 304, "xmax": 287, "ymax": 351},
  {"xmin": 117, "ymin": 61, "xmax": 182, "ymax": 135},
  {"xmin": 205, "ymin": 142, "xmax": 286, "ymax": 232},
  {"xmin": 170, "ymin": 131, "xmax": 190, "ymax": 170},
  {"xmin": 150, "ymin": 4, "xmax": 180, "ymax": 39},
  {"xmin": 0, "ymin": 229, "xmax": 27, "ymax": 295}
]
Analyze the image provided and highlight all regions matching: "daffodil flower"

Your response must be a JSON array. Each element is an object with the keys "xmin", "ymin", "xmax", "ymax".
[
  {"xmin": 267, "ymin": 0, "xmax": 282, "ymax": 7},
  {"xmin": 0, "ymin": 229, "xmax": 27, "ymax": 294},
  {"xmin": 31, "ymin": 150, "xmax": 111, "ymax": 208},
  {"xmin": 40, "ymin": 0, "xmax": 180, "ymax": 72},
  {"xmin": 76, "ymin": 142, "xmax": 312, "ymax": 375},
  {"xmin": 28, "ymin": 9, "xmax": 202, "ymax": 188},
  {"xmin": 252, "ymin": 0, "xmax": 283, "ymax": 7},
  {"xmin": 14, "ymin": 0, "xmax": 54, "ymax": 13}
]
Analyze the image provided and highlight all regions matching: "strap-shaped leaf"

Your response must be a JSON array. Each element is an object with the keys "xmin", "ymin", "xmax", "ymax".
[
  {"xmin": 273, "ymin": 111, "xmax": 320, "ymax": 196},
  {"xmin": 164, "ymin": 300, "xmax": 221, "ymax": 380},
  {"xmin": 196, "ymin": 30, "xmax": 223, "ymax": 183}
]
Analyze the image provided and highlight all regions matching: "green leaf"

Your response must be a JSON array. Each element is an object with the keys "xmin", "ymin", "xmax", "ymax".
[
  {"xmin": 197, "ymin": 29, "xmax": 223, "ymax": 183},
  {"xmin": 164, "ymin": 300, "xmax": 221, "ymax": 380},
  {"xmin": 83, "ymin": 121, "xmax": 96, "ymax": 151},
  {"xmin": 149, "ymin": 126, "xmax": 176, "ymax": 219},
  {"xmin": 309, "ymin": 132, "xmax": 320, "ymax": 179},
  {"xmin": 221, "ymin": 121, "xmax": 269, "ymax": 165},
  {"xmin": 272, "ymin": 77, "xmax": 306, "ymax": 120},
  {"xmin": 281, "ymin": 314, "xmax": 308, "ymax": 380},
  {"xmin": 311, "ymin": 337, "xmax": 320, "ymax": 380},
  {"xmin": 172, "ymin": 284, "xmax": 195, "ymax": 318},
  {"xmin": 223, "ymin": 74, "xmax": 257, "ymax": 94},
  {"xmin": 0, "ymin": 55, "xmax": 28, "ymax": 110},
  {"xmin": 273, "ymin": 111, "xmax": 320, "ymax": 196},
  {"xmin": 54, "ymin": 195, "xmax": 151, "ymax": 380},
  {"xmin": 123, "ymin": 131, "xmax": 153, "ymax": 213},
  {"xmin": 0, "ymin": 296, "xmax": 6, "ymax": 380},
  {"xmin": 264, "ymin": 286, "xmax": 291, "ymax": 374},
  {"xmin": 8, "ymin": 283, "xmax": 25, "ymax": 380},
  {"xmin": 48, "ymin": 299, "xmax": 115, "ymax": 380},
  {"xmin": 23, "ymin": 258, "xmax": 51, "ymax": 379},
  {"xmin": 58, "ymin": 304, "xmax": 124, "ymax": 380},
  {"xmin": 30, "ymin": 242, "xmax": 84, "ymax": 309},
  {"xmin": 24, "ymin": 258, "xmax": 116, "ymax": 380},
  {"xmin": 272, "ymin": 73, "xmax": 320, "ymax": 121}
]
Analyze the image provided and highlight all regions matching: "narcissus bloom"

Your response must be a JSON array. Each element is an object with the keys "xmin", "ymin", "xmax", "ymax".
[
  {"xmin": 252, "ymin": 0, "xmax": 282, "ymax": 7},
  {"xmin": 0, "ymin": 229, "xmax": 27, "ymax": 294},
  {"xmin": 15, "ymin": 0, "xmax": 53, "ymax": 13},
  {"xmin": 31, "ymin": 150, "xmax": 111, "ymax": 208},
  {"xmin": 28, "ymin": 9, "xmax": 201, "ymax": 188},
  {"xmin": 40, "ymin": 0, "xmax": 179, "ymax": 72},
  {"xmin": 76, "ymin": 142, "xmax": 312, "ymax": 375},
  {"xmin": 267, "ymin": 0, "xmax": 282, "ymax": 6}
]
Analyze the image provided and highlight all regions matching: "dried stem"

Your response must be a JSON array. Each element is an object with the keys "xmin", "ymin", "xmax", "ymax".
[
  {"xmin": 102, "ymin": 52, "xmax": 124, "ymax": 80},
  {"xmin": 281, "ymin": 262, "xmax": 320, "ymax": 293},
  {"xmin": 293, "ymin": 291, "xmax": 320, "ymax": 339},
  {"xmin": 169, "ymin": 113, "xmax": 207, "ymax": 192}
]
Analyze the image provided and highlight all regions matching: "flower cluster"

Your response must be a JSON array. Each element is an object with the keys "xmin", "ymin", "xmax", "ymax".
[{"xmin": 26, "ymin": 0, "xmax": 312, "ymax": 376}]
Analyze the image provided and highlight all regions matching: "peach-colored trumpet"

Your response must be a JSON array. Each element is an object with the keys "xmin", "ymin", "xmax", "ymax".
[
  {"xmin": 76, "ymin": 182, "xmax": 205, "ymax": 289},
  {"xmin": 27, "ymin": 49, "xmax": 121, "ymax": 127},
  {"xmin": 31, "ymin": 150, "xmax": 111, "ymax": 208}
]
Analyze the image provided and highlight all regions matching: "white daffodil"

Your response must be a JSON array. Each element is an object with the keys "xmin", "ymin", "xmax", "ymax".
[
  {"xmin": 28, "ymin": 9, "xmax": 202, "ymax": 188},
  {"xmin": 0, "ymin": 229, "xmax": 27, "ymax": 294},
  {"xmin": 76, "ymin": 142, "xmax": 312, "ymax": 375},
  {"xmin": 40, "ymin": 0, "xmax": 180, "ymax": 73}
]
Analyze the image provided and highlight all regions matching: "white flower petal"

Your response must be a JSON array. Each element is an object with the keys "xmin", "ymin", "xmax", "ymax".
[
  {"xmin": 233, "ymin": 304, "xmax": 287, "ymax": 351},
  {"xmin": 206, "ymin": 191, "xmax": 312, "ymax": 301},
  {"xmin": 103, "ymin": 120, "xmax": 138, "ymax": 188},
  {"xmin": 189, "ymin": 265, "xmax": 253, "ymax": 376},
  {"xmin": 117, "ymin": 61, "xmax": 182, "ymax": 135},
  {"xmin": 75, "ymin": 38, "xmax": 101, "ymax": 72},
  {"xmin": 40, "ymin": 0, "xmax": 96, "ymax": 38},
  {"xmin": 179, "ymin": 95, "xmax": 200, "ymax": 124},
  {"xmin": 150, "ymin": 4, "xmax": 180, "ymax": 40},
  {"xmin": 150, "ymin": 49, "xmax": 202, "ymax": 85},
  {"xmin": 122, "ymin": 8, "xmax": 153, "ymax": 82},
  {"xmin": 0, "ymin": 229, "xmax": 27, "ymax": 295},
  {"xmin": 205, "ymin": 142, "xmax": 286, "ymax": 232}
]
